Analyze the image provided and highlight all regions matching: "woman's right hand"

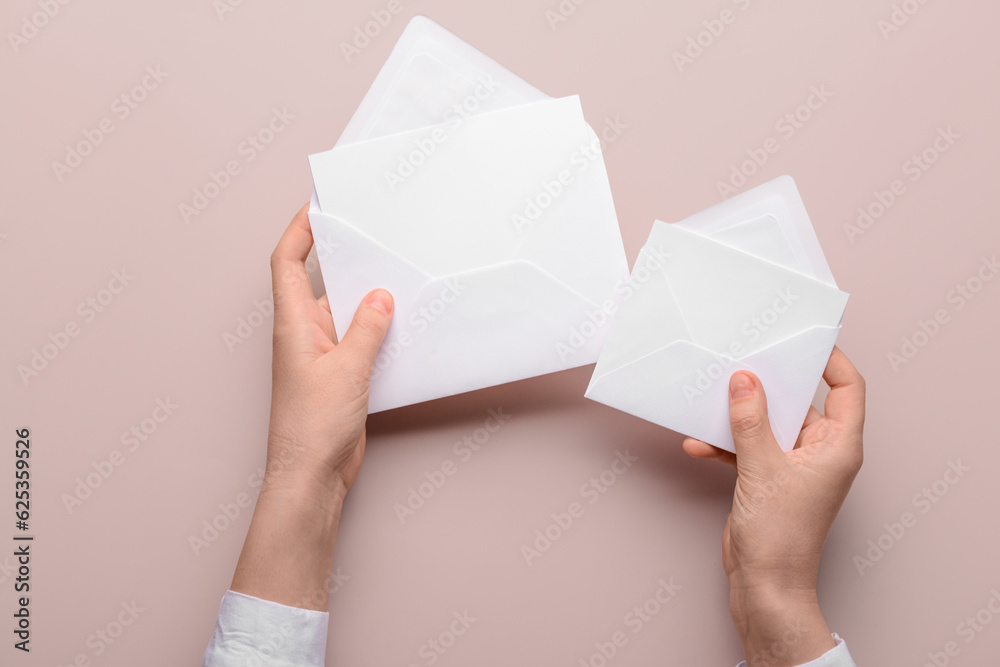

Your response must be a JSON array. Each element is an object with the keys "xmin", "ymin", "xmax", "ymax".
[{"xmin": 683, "ymin": 347, "xmax": 866, "ymax": 665}]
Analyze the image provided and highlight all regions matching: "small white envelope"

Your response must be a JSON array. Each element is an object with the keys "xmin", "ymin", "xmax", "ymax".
[
  {"xmin": 308, "ymin": 16, "xmax": 629, "ymax": 412},
  {"xmin": 585, "ymin": 177, "xmax": 849, "ymax": 453}
]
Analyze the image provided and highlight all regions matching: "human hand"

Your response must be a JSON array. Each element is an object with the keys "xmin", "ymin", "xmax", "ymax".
[
  {"xmin": 683, "ymin": 347, "xmax": 865, "ymax": 665},
  {"xmin": 231, "ymin": 205, "xmax": 393, "ymax": 610},
  {"xmin": 264, "ymin": 203, "xmax": 394, "ymax": 501}
]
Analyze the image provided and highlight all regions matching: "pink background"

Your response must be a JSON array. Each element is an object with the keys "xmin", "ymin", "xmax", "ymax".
[{"xmin": 3, "ymin": 1, "xmax": 999, "ymax": 665}]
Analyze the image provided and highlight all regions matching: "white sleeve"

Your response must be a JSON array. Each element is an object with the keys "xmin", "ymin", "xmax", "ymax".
[
  {"xmin": 203, "ymin": 590, "xmax": 328, "ymax": 667},
  {"xmin": 735, "ymin": 633, "xmax": 855, "ymax": 667}
]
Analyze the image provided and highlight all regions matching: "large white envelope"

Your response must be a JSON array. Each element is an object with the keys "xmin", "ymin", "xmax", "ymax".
[
  {"xmin": 585, "ymin": 177, "xmax": 849, "ymax": 453},
  {"xmin": 308, "ymin": 17, "xmax": 629, "ymax": 412}
]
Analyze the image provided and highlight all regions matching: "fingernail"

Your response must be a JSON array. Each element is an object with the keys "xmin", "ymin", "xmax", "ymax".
[
  {"xmin": 730, "ymin": 372, "xmax": 756, "ymax": 400},
  {"xmin": 365, "ymin": 289, "xmax": 393, "ymax": 314}
]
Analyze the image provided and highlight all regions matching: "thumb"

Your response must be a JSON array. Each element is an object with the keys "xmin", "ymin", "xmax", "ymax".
[
  {"xmin": 338, "ymin": 289, "xmax": 394, "ymax": 370},
  {"xmin": 728, "ymin": 371, "xmax": 783, "ymax": 468}
]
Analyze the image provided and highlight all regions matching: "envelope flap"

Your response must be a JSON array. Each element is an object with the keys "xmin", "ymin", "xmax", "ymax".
[
  {"xmin": 367, "ymin": 259, "xmax": 610, "ymax": 412},
  {"xmin": 706, "ymin": 214, "xmax": 805, "ymax": 275},
  {"xmin": 649, "ymin": 222, "xmax": 848, "ymax": 358},
  {"xmin": 673, "ymin": 176, "xmax": 836, "ymax": 286},
  {"xmin": 307, "ymin": 211, "xmax": 433, "ymax": 332},
  {"xmin": 590, "ymin": 243, "xmax": 690, "ymax": 375},
  {"xmin": 338, "ymin": 15, "xmax": 548, "ymax": 146},
  {"xmin": 311, "ymin": 16, "xmax": 551, "ymax": 213},
  {"xmin": 586, "ymin": 325, "xmax": 842, "ymax": 452}
]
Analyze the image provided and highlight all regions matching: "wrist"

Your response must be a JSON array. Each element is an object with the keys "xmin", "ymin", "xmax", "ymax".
[
  {"xmin": 728, "ymin": 581, "xmax": 835, "ymax": 666},
  {"xmin": 231, "ymin": 476, "xmax": 347, "ymax": 611},
  {"xmin": 259, "ymin": 464, "xmax": 349, "ymax": 526},
  {"xmin": 263, "ymin": 430, "xmax": 354, "ymax": 505}
]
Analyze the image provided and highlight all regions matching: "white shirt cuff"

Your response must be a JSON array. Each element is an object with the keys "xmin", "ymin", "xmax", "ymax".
[
  {"xmin": 735, "ymin": 633, "xmax": 855, "ymax": 667},
  {"xmin": 205, "ymin": 591, "xmax": 854, "ymax": 667},
  {"xmin": 203, "ymin": 590, "xmax": 328, "ymax": 667}
]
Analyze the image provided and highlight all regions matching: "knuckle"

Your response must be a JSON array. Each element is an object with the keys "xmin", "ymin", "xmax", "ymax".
[
  {"xmin": 730, "ymin": 412, "xmax": 766, "ymax": 440},
  {"xmin": 851, "ymin": 365, "xmax": 866, "ymax": 386},
  {"xmin": 352, "ymin": 312, "xmax": 384, "ymax": 339},
  {"xmin": 354, "ymin": 305, "xmax": 390, "ymax": 337}
]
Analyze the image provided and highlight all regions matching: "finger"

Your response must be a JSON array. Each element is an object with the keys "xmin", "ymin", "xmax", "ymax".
[
  {"xmin": 822, "ymin": 347, "xmax": 866, "ymax": 430},
  {"xmin": 728, "ymin": 371, "xmax": 783, "ymax": 469},
  {"xmin": 683, "ymin": 437, "xmax": 737, "ymax": 467},
  {"xmin": 338, "ymin": 289, "xmax": 394, "ymax": 369},
  {"xmin": 318, "ymin": 293, "xmax": 333, "ymax": 316},
  {"xmin": 270, "ymin": 204, "xmax": 316, "ymax": 315},
  {"xmin": 792, "ymin": 406, "xmax": 825, "ymax": 450},
  {"xmin": 313, "ymin": 293, "xmax": 337, "ymax": 343},
  {"xmin": 802, "ymin": 406, "xmax": 823, "ymax": 429},
  {"xmin": 792, "ymin": 405, "xmax": 823, "ymax": 449}
]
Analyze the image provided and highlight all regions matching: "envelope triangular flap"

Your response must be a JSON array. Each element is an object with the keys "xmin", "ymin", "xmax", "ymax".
[
  {"xmin": 367, "ymin": 259, "xmax": 606, "ymax": 413},
  {"xmin": 585, "ymin": 323, "xmax": 841, "ymax": 452},
  {"xmin": 708, "ymin": 215, "xmax": 802, "ymax": 275},
  {"xmin": 338, "ymin": 15, "xmax": 549, "ymax": 146},
  {"xmin": 589, "ymin": 243, "xmax": 691, "ymax": 376},
  {"xmin": 650, "ymin": 223, "xmax": 848, "ymax": 358},
  {"xmin": 673, "ymin": 176, "xmax": 837, "ymax": 287},
  {"xmin": 307, "ymin": 210, "xmax": 434, "ymax": 330}
]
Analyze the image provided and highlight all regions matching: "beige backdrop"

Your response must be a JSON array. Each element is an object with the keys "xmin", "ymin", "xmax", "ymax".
[{"xmin": 3, "ymin": 0, "xmax": 999, "ymax": 665}]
